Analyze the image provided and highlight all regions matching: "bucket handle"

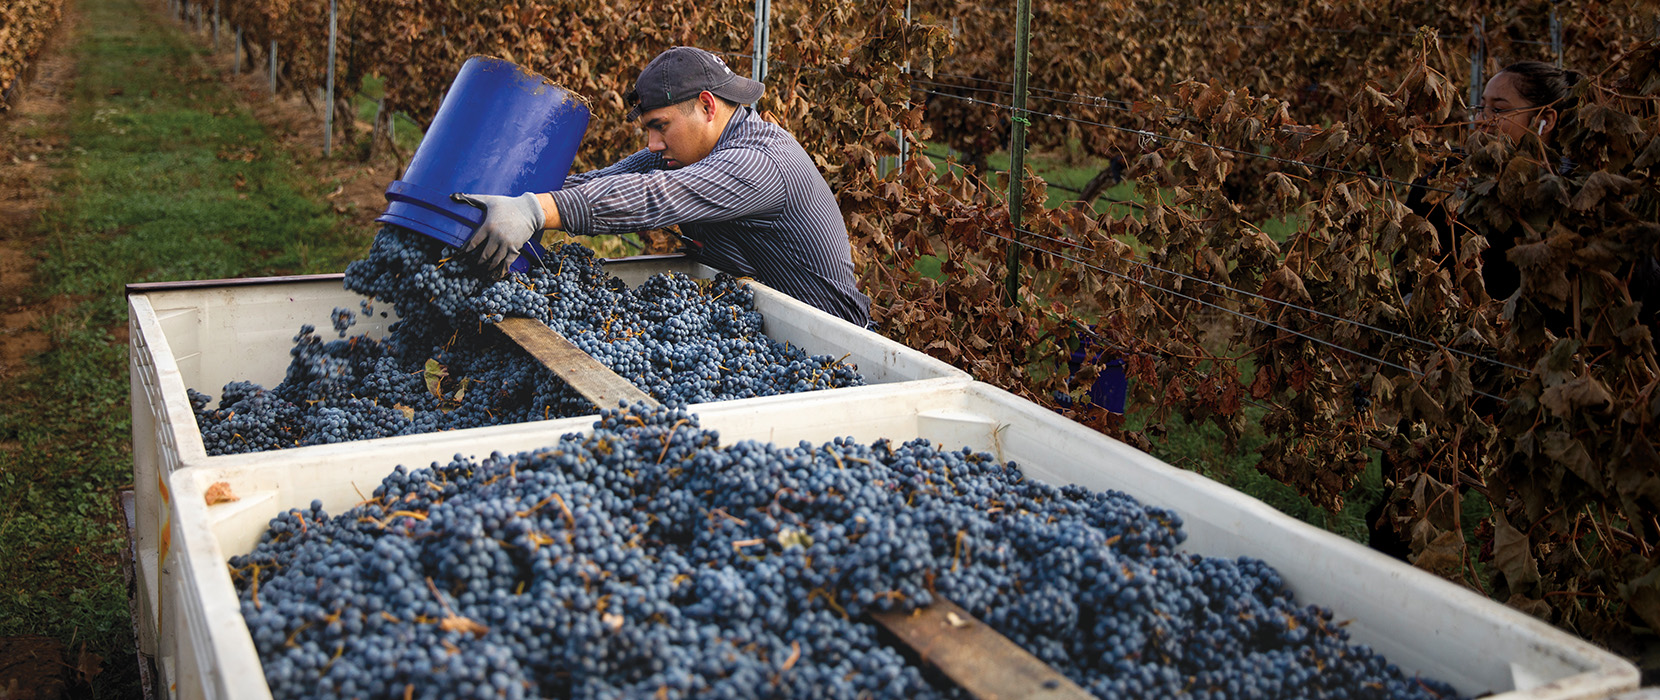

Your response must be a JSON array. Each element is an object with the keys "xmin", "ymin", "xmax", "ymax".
[{"xmin": 384, "ymin": 180, "xmax": 487, "ymax": 236}]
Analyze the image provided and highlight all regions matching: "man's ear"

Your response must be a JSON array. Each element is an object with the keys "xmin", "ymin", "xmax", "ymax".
[{"xmin": 699, "ymin": 91, "xmax": 720, "ymax": 121}]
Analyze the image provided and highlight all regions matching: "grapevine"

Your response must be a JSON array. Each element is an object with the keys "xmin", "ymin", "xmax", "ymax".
[{"xmin": 0, "ymin": 0, "xmax": 64, "ymax": 110}]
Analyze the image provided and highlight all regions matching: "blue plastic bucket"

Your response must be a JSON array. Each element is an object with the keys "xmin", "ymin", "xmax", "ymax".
[
  {"xmin": 1064, "ymin": 339, "xmax": 1128, "ymax": 414},
  {"xmin": 376, "ymin": 57, "xmax": 591, "ymax": 273},
  {"xmin": 1090, "ymin": 357, "xmax": 1127, "ymax": 413}
]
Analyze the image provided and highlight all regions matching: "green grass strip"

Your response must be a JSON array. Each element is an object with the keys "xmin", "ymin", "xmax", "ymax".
[{"xmin": 36, "ymin": 0, "xmax": 362, "ymax": 327}]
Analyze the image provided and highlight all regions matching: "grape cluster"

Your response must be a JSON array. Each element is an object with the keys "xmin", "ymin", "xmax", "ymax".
[
  {"xmin": 190, "ymin": 227, "xmax": 863, "ymax": 456},
  {"xmin": 231, "ymin": 405, "xmax": 1466, "ymax": 700},
  {"xmin": 331, "ymin": 306, "xmax": 357, "ymax": 337}
]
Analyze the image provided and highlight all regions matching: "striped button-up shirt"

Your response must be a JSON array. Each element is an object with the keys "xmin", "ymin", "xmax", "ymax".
[{"xmin": 549, "ymin": 107, "xmax": 871, "ymax": 326}]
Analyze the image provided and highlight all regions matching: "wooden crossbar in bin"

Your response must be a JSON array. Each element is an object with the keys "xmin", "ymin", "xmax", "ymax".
[
  {"xmin": 495, "ymin": 316, "xmax": 1090, "ymax": 700},
  {"xmin": 872, "ymin": 598, "xmax": 1094, "ymax": 699},
  {"xmin": 494, "ymin": 317, "xmax": 661, "ymax": 409}
]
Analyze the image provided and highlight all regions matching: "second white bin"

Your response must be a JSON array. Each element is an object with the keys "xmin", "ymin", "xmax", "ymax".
[{"xmin": 162, "ymin": 380, "xmax": 1636, "ymax": 700}]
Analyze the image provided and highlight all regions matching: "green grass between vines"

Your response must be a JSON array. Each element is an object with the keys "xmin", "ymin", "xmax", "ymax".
[{"xmin": 0, "ymin": 0, "xmax": 368, "ymax": 695}]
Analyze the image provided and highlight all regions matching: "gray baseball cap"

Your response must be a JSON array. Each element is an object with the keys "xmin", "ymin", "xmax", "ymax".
[{"xmin": 625, "ymin": 47, "xmax": 765, "ymax": 120}]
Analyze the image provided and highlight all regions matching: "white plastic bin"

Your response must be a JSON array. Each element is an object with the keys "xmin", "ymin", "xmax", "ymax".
[
  {"xmin": 163, "ymin": 381, "xmax": 1637, "ymax": 700},
  {"xmin": 126, "ymin": 258, "xmax": 968, "ymax": 678}
]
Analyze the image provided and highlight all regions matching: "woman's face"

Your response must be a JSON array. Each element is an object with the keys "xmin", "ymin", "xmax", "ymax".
[{"xmin": 1480, "ymin": 71, "xmax": 1552, "ymax": 143}]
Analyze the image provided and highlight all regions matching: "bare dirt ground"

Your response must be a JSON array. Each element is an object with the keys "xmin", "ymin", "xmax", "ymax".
[
  {"xmin": 0, "ymin": 636, "xmax": 69, "ymax": 700},
  {"xmin": 0, "ymin": 4, "xmax": 80, "ymax": 385}
]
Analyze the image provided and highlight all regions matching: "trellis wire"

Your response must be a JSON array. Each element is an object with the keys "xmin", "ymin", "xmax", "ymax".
[
  {"xmin": 917, "ymin": 147, "xmax": 1148, "ymax": 212},
  {"xmin": 913, "ymin": 73, "xmax": 1471, "ymax": 163},
  {"xmin": 913, "ymin": 147, "xmax": 1496, "ymax": 373},
  {"xmin": 1065, "ymin": 325, "xmax": 1281, "ymax": 416},
  {"xmin": 958, "ymin": 9, "xmax": 1566, "ymax": 46},
  {"xmin": 981, "ymin": 229, "xmax": 1509, "ymax": 402},
  {"xmin": 1060, "ymin": 322, "xmax": 1281, "ymax": 417},
  {"xmin": 911, "ymin": 86, "xmax": 1454, "ymax": 193},
  {"xmin": 915, "ymin": 74, "xmax": 1137, "ymax": 112},
  {"xmin": 1006, "ymin": 225, "xmax": 1529, "ymax": 374}
]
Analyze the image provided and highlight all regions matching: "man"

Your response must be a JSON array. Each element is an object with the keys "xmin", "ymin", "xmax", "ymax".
[{"xmin": 455, "ymin": 46, "xmax": 871, "ymax": 327}]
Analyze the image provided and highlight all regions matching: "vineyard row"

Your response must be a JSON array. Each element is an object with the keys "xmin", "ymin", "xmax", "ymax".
[
  {"xmin": 163, "ymin": 0, "xmax": 1660, "ymax": 673},
  {"xmin": 0, "ymin": 0, "xmax": 65, "ymax": 110}
]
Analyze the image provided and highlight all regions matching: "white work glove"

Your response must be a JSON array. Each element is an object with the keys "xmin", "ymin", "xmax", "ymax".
[{"xmin": 451, "ymin": 192, "xmax": 545, "ymax": 276}]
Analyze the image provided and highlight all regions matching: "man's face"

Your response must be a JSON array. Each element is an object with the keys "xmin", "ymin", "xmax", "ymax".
[{"xmin": 639, "ymin": 93, "xmax": 725, "ymax": 168}]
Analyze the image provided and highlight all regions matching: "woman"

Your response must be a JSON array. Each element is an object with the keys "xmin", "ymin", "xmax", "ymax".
[
  {"xmin": 1467, "ymin": 61, "xmax": 1583, "ymax": 303},
  {"xmin": 1371, "ymin": 62, "xmax": 1588, "ymax": 562},
  {"xmin": 1398, "ymin": 63, "xmax": 1582, "ymax": 313}
]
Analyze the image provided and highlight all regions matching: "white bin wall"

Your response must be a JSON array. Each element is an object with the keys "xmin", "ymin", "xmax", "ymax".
[
  {"xmin": 141, "ymin": 282, "xmax": 401, "ymax": 397},
  {"xmin": 129, "ymin": 322, "xmax": 161, "ymax": 658}
]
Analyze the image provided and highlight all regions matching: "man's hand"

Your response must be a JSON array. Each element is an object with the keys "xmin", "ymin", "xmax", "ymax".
[{"xmin": 451, "ymin": 192, "xmax": 545, "ymax": 275}]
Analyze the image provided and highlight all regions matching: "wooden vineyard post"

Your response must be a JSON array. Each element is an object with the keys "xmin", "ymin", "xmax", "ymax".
[
  {"xmin": 752, "ymin": 0, "xmax": 771, "ymax": 87},
  {"xmin": 1549, "ymin": 3, "xmax": 1563, "ymax": 67},
  {"xmin": 1002, "ymin": 0, "xmax": 1032, "ymax": 307},
  {"xmin": 1468, "ymin": 16, "xmax": 1486, "ymax": 129},
  {"xmin": 324, "ymin": 0, "xmax": 337, "ymax": 156}
]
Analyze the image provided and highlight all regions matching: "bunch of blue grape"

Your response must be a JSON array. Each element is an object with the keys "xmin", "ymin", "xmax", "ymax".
[
  {"xmin": 190, "ymin": 227, "xmax": 863, "ymax": 456},
  {"xmin": 231, "ymin": 405, "xmax": 1466, "ymax": 700}
]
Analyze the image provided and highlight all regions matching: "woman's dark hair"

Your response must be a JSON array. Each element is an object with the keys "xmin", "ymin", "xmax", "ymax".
[{"xmin": 1498, "ymin": 60, "xmax": 1583, "ymax": 109}]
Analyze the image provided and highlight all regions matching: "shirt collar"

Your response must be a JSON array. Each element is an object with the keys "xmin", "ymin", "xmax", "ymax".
[{"xmin": 712, "ymin": 105, "xmax": 756, "ymax": 152}]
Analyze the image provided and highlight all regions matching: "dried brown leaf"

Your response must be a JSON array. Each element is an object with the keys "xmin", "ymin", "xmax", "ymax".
[
  {"xmin": 1539, "ymin": 376, "xmax": 1614, "ymax": 418},
  {"xmin": 1570, "ymin": 171, "xmax": 1635, "ymax": 211},
  {"xmin": 1621, "ymin": 563, "xmax": 1660, "ymax": 633},
  {"xmin": 1259, "ymin": 266, "xmax": 1310, "ymax": 304},
  {"xmin": 1412, "ymin": 528, "xmax": 1464, "ymax": 577},
  {"xmin": 1492, "ymin": 514, "xmax": 1540, "ymax": 593},
  {"xmin": 204, "ymin": 482, "xmax": 239, "ymax": 506}
]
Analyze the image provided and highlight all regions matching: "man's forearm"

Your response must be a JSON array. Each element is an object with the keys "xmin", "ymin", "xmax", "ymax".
[{"xmin": 536, "ymin": 192, "xmax": 561, "ymax": 230}]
